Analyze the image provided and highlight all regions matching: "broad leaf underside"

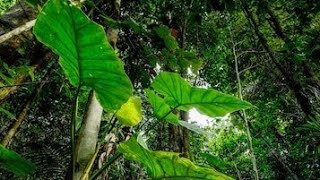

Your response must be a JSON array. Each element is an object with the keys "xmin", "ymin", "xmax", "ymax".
[
  {"xmin": 151, "ymin": 72, "xmax": 252, "ymax": 117},
  {"xmin": 33, "ymin": 0, "xmax": 132, "ymax": 111},
  {"xmin": 146, "ymin": 72, "xmax": 252, "ymax": 135}
]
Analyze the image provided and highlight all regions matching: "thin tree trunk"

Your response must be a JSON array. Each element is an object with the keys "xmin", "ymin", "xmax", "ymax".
[
  {"xmin": 231, "ymin": 32, "xmax": 259, "ymax": 180},
  {"xmin": 180, "ymin": 126, "xmax": 191, "ymax": 160},
  {"xmin": 264, "ymin": 3, "xmax": 287, "ymax": 42},
  {"xmin": 168, "ymin": 124, "xmax": 180, "ymax": 152},
  {"xmin": 175, "ymin": 0, "xmax": 194, "ymax": 159},
  {"xmin": 1, "ymin": 76, "xmax": 47, "ymax": 147},
  {"xmin": 180, "ymin": 111, "xmax": 192, "ymax": 160}
]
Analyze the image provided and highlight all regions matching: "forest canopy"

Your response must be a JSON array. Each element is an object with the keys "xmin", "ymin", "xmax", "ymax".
[{"xmin": 0, "ymin": 0, "xmax": 319, "ymax": 179}]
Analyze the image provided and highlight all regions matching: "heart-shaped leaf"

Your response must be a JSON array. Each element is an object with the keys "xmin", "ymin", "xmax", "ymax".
[
  {"xmin": 151, "ymin": 72, "xmax": 252, "ymax": 117},
  {"xmin": 33, "ymin": 0, "xmax": 132, "ymax": 111}
]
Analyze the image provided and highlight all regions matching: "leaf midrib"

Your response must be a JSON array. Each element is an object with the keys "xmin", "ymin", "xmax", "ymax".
[{"xmin": 66, "ymin": 4, "xmax": 81, "ymax": 84}]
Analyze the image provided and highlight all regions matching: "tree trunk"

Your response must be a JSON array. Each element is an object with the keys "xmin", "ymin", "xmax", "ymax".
[
  {"xmin": 180, "ymin": 111, "xmax": 192, "ymax": 160},
  {"xmin": 175, "ymin": 1, "xmax": 193, "ymax": 159},
  {"xmin": 168, "ymin": 124, "xmax": 180, "ymax": 152}
]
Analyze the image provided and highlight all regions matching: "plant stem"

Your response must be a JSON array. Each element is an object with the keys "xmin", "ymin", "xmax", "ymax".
[
  {"xmin": 71, "ymin": 85, "xmax": 81, "ymax": 179},
  {"xmin": 107, "ymin": 113, "xmax": 117, "ymax": 134},
  {"xmin": 80, "ymin": 143, "xmax": 101, "ymax": 180},
  {"xmin": 144, "ymin": 105, "xmax": 179, "ymax": 134},
  {"xmin": 89, "ymin": 153, "xmax": 122, "ymax": 180},
  {"xmin": 74, "ymin": 92, "xmax": 104, "ymax": 179}
]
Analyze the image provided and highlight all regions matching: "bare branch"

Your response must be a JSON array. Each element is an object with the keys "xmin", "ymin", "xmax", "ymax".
[{"xmin": 0, "ymin": 19, "xmax": 36, "ymax": 44}]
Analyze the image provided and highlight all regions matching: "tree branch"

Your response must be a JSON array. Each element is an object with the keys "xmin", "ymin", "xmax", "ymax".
[{"xmin": 0, "ymin": 19, "xmax": 36, "ymax": 44}]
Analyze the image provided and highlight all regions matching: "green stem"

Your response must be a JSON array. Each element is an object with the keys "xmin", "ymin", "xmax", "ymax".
[
  {"xmin": 142, "ymin": 105, "xmax": 179, "ymax": 133},
  {"xmin": 89, "ymin": 153, "xmax": 122, "ymax": 180},
  {"xmin": 107, "ymin": 114, "xmax": 117, "ymax": 134},
  {"xmin": 71, "ymin": 85, "xmax": 81, "ymax": 178}
]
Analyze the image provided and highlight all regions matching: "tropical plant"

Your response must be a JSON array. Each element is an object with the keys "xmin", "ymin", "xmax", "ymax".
[{"xmin": 6, "ymin": 0, "xmax": 253, "ymax": 179}]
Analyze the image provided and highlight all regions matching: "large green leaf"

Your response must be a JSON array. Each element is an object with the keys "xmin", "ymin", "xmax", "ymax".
[
  {"xmin": 119, "ymin": 136, "xmax": 233, "ymax": 180},
  {"xmin": 0, "ymin": 145, "xmax": 36, "ymax": 176},
  {"xmin": 33, "ymin": 0, "xmax": 132, "ymax": 111},
  {"xmin": 151, "ymin": 72, "xmax": 252, "ymax": 117}
]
